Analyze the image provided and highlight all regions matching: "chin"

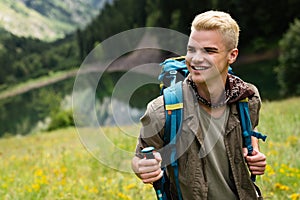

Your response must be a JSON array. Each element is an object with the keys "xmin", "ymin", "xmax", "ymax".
[{"xmin": 191, "ymin": 75, "xmax": 207, "ymax": 84}]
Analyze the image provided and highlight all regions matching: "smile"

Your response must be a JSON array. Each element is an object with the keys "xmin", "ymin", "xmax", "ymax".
[{"xmin": 191, "ymin": 66, "xmax": 210, "ymax": 71}]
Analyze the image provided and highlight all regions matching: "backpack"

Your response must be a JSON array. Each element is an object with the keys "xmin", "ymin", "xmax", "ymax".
[{"xmin": 152, "ymin": 56, "xmax": 267, "ymax": 200}]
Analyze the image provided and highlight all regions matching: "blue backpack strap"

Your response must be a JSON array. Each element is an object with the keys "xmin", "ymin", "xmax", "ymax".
[
  {"xmin": 238, "ymin": 98, "xmax": 267, "ymax": 182},
  {"xmin": 163, "ymin": 81, "xmax": 183, "ymax": 200}
]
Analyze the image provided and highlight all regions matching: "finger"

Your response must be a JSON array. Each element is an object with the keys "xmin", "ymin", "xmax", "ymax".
[
  {"xmin": 138, "ymin": 162, "xmax": 161, "ymax": 174},
  {"xmin": 248, "ymin": 163, "xmax": 266, "ymax": 170},
  {"xmin": 141, "ymin": 169, "xmax": 163, "ymax": 184},
  {"xmin": 251, "ymin": 149, "xmax": 258, "ymax": 156},
  {"xmin": 247, "ymin": 160, "xmax": 266, "ymax": 175},
  {"xmin": 140, "ymin": 168, "xmax": 162, "ymax": 179},
  {"xmin": 139, "ymin": 157, "xmax": 159, "ymax": 166},
  {"xmin": 242, "ymin": 148, "xmax": 248, "ymax": 157},
  {"xmin": 153, "ymin": 151, "xmax": 162, "ymax": 162},
  {"xmin": 246, "ymin": 151, "xmax": 266, "ymax": 163},
  {"xmin": 246, "ymin": 156, "xmax": 267, "ymax": 167},
  {"xmin": 249, "ymin": 161, "xmax": 266, "ymax": 167},
  {"xmin": 248, "ymin": 166, "xmax": 265, "ymax": 175}
]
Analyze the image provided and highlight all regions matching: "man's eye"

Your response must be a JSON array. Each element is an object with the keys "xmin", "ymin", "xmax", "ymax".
[
  {"xmin": 204, "ymin": 48, "xmax": 218, "ymax": 54},
  {"xmin": 187, "ymin": 47, "xmax": 196, "ymax": 52}
]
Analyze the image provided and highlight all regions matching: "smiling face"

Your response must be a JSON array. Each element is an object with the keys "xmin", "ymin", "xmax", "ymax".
[{"xmin": 185, "ymin": 29, "xmax": 238, "ymax": 86}]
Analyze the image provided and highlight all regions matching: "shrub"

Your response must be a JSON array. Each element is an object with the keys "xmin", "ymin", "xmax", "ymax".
[
  {"xmin": 277, "ymin": 18, "xmax": 300, "ymax": 96},
  {"xmin": 47, "ymin": 109, "xmax": 74, "ymax": 131}
]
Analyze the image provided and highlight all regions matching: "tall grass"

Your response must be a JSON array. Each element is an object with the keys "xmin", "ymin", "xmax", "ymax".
[
  {"xmin": 0, "ymin": 127, "xmax": 154, "ymax": 199},
  {"xmin": 0, "ymin": 98, "xmax": 299, "ymax": 199},
  {"xmin": 257, "ymin": 97, "xmax": 300, "ymax": 200}
]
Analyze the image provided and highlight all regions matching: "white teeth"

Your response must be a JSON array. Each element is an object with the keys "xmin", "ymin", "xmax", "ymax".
[{"xmin": 193, "ymin": 66, "xmax": 208, "ymax": 70}]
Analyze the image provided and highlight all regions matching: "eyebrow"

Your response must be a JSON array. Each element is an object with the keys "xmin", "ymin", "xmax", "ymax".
[
  {"xmin": 203, "ymin": 47, "xmax": 219, "ymax": 52},
  {"xmin": 187, "ymin": 45, "xmax": 219, "ymax": 52}
]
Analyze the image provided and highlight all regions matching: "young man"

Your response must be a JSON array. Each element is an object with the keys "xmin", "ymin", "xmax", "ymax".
[{"xmin": 132, "ymin": 10, "xmax": 266, "ymax": 199}]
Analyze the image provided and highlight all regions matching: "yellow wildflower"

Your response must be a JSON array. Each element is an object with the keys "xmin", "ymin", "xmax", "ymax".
[
  {"xmin": 32, "ymin": 183, "xmax": 41, "ymax": 191},
  {"xmin": 34, "ymin": 169, "xmax": 43, "ymax": 177},
  {"xmin": 279, "ymin": 168, "xmax": 285, "ymax": 174},
  {"xmin": 290, "ymin": 193, "xmax": 300, "ymax": 200},
  {"xmin": 1, "ymin": 183, "xmax": 7, "ymax": 189},
  {"xmin": 88, "ymin": 187, "xmax": 99, "ymax": 194},
  {"xmin": 275, "ymin": 183, "xmax": 290, "ymax": 191},
  {"xmin": 286, "ymin": 135, "xmax": 298, "ymax": 146},
  {"xmin": 125, "ymin": 183, "xmax": 137, "ymax": 191},
  {"xmin": 265, "ymin": 165, "xmax": 275, "ymax": 176},
  {"xmin": 117, "ymin": 192, "xmax": 131, "ymax": 200},
  {"xmin": 39, "ymin": 174, "xmax": 49, "ymax": 185},
  {"xmin": 60, "ymin": 166, "xmax": 68, "ymax": 173}
]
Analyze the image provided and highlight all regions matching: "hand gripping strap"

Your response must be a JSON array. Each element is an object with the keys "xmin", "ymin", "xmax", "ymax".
[{"xmin": 238, "ymin": 98, "xmax": 267, "ymax": 182}]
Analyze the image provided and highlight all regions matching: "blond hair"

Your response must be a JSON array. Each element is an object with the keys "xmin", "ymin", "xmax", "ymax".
[{"xmin": 191, "ymin": 10, "xmax": 240, "ymax": 49}]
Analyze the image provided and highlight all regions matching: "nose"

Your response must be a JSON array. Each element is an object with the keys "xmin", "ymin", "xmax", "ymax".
[{"xmin": 191, "ymin": 50, "xmax": 205, "ymax": 63}]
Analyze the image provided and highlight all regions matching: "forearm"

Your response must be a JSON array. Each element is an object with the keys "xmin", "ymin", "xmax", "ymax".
[
  {"xmin": 252, "ymin": 127, "xmax": 260, "ymax": 151},
  {"xmin": 251, "ymin": 136, "xmax": 259, "ymax": 151}
]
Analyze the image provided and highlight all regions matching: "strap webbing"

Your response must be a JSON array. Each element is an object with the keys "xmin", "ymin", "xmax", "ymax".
[{"xmin": 163, "ymin": 81, "xmax": 183, "ymax": 200}]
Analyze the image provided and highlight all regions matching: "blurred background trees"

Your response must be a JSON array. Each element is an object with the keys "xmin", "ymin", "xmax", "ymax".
[
  {"xmin": 1, "ymin": 0, "xmax": 300, "ymax": 135},
  {"xmin": 277, "ymin": 19, "xmax": 300, "ymax": 96}
]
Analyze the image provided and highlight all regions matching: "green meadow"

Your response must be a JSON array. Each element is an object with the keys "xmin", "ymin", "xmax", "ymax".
[{"xmin": 0, "ymin": 97, "xmax": 299, "ymax": 199}]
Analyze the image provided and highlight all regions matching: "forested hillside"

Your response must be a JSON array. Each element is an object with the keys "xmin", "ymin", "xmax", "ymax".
[
  {"xmin": 1, "ymin": 0, "xmax": 300, "ymax": 136},
  {"xmin": 0, "ymin": 0, "xmax": 107, "ymax": 40}
]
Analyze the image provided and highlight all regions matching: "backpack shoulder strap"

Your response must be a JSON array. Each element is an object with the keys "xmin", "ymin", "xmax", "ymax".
[
  {"xmin": 237, "ymin": 98, "xmax": 267, "ymax": 182},
  {"xmin": 163, "ymin": 81, "xmax": 183, "ymax": 144},
  {"xmin": 163, "ymin": 81, "xmax": 183, "ymax": 200},
  {"xmin": 238, "ymin": 98, "xmax": 254, "ymax": 153}
]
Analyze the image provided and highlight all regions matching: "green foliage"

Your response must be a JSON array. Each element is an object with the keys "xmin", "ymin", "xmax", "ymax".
[
  {"xmin": 96, "ymin": 72, "xmax": 119, "ymax": 101},
  {"xmin": 143, "ymin": 0, "xmax": 300, "ymax": 52},
  {"xmin": 277, "ymin": 18, "xmax": 300, "ymax": 96},
  {"xmin": 0, "ymin": 35, "xmax": 48, "ymax": 84},
  {"xmin": 33, "ymin": 88, "xmax": 63, "ymax": 119},
  {"xmin": 0, "ymin": 34, "xmax": 80, "ymax": 85},
  {"xmin": 0, "ymin": 94, "xmax": 39, "ymax": 136},
  {"xmin": 232, "ymin": 59, "xmax": 280, "ymax": 100},
  {"xmin": 47, "ymin": 110, "xmax": 74, "ymax": 131},
  {"xmin": 0, "ymin": 78, "xmax": 75, "ymax": 136},
  {"xmin": 77, "ymin": 0, "xmax": 147, "ymax": 59},
  {"xmin": 145, "ymin": 0, "xmax": 211, "ymax": 32}
]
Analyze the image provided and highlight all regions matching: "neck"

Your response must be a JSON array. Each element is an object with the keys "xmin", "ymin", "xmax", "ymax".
[
  {"xmin": 188, "ymin": 77, "xmax": 229, "ymax": 110},
  {"xmin": 195, "ymin": 77, "xmax": 227, "ymax": 105}
]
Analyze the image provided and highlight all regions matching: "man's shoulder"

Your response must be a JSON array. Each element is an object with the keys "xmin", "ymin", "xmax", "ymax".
[
  {"xmin": 245, "ymin": 82, "xmax": 261, "ymax": 103},
  {"xmin": 147, "ymin": 95, "xmax": 164, "ymax": 111},
  {"xmin": 140, "ymin": 95, "xmax": 165, "ymax": 131}
]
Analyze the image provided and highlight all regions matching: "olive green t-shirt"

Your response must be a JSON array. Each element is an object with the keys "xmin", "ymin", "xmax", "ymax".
[{"xmin": 198, "ymin": 105, "xmax": 238, "ymax": 200}]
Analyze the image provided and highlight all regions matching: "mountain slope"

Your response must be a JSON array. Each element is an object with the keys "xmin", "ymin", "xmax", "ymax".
[{"xmin": 0, "ymin": 0, "xmax": 108, "ymax": 41}]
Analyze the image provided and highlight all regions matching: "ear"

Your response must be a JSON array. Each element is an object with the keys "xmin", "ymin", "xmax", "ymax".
[{"xmin": 228, "ymin": 48, "xmax": 238, "ymax": 64}]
